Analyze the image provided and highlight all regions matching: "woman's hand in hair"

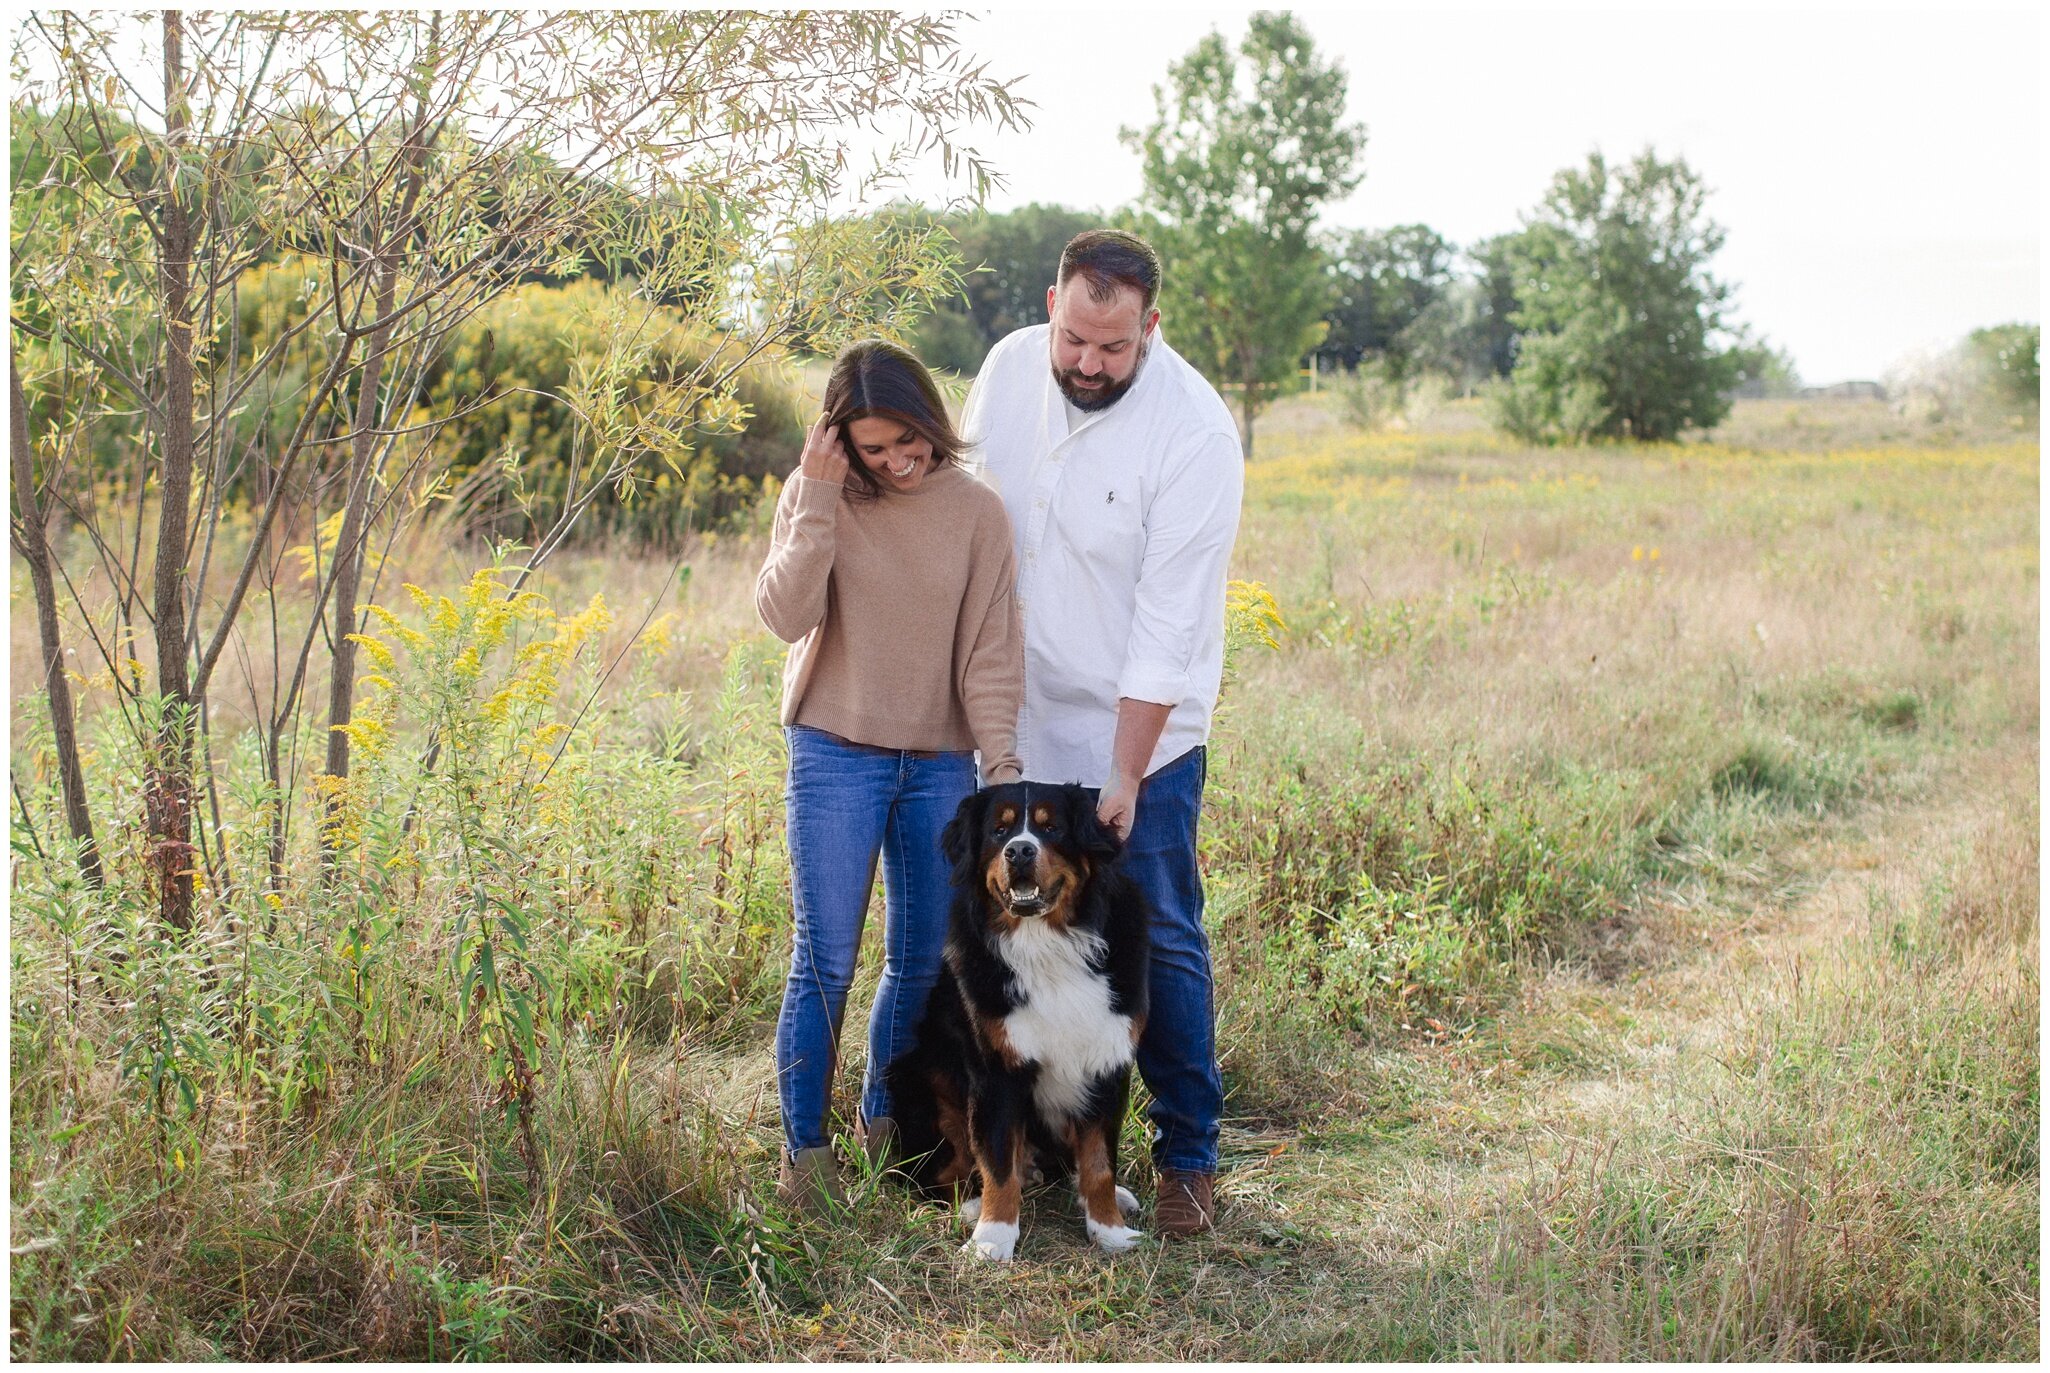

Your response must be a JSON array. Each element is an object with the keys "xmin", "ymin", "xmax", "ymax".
[{"xmin": 799, "ymin": 415, "xmax": 850, "ymax": 485}]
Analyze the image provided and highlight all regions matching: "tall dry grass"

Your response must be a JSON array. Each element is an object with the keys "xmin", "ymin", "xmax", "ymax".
[{"xmin": 8, "ymin": 397, "xmax": 2037, "ymax": 1358}]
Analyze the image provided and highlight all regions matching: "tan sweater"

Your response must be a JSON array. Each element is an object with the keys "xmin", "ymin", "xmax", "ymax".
[{"xmin": 754, "ymin": 464, "xmax": 1023, "ymax": 782}]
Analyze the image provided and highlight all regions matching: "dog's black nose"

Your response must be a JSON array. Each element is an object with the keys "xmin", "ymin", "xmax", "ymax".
[{"xmin": 1003, "ymin": 838, "xmax": 1038, "ymax": 871}]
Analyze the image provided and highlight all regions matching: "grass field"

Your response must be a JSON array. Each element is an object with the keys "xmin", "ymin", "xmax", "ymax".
[{"xmin": 9, "ymin": 396, "xmax": 2039, "ymax": 1359}]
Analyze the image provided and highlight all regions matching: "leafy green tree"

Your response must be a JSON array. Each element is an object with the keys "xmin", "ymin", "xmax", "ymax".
[
  {"xmin": 765, "ymin": 200, "xmax": 971, "ymax": 361},
  {"xmin": 1724, "ymin": 338, "xmax": 1803, "ymax": 398},
  {"xmin": 1965, "ymin": 322, "xmax": 2039, "ymax": 411},
  {"xmin": 910, "ymin": 306, "xmax": 990, "ymax": 376},
  {"xmin": 914, "ymin": 203, "xmax": 1101, "ymax": 371},
  {"xmin": 1451, "ymin": 234, "xmax": 1524, "ymax": 384},
  {"xmin": 817, "ymin": 200, "xmax": 1118, "ymax": 376},
  {"xmin": 1314, "ymin": 223, "xmax": 1454, "ymax": 377},
  {"xmin": 1492, "ymin": 149, "xmax": 1744, "ymax": 443},
  {"xmin": 1122, "ymin": 11, "xmax": 1365, "ymax": 455},
  {"xmin": 1346, "ymin": 234, "xmax": 1525, "ymax": 395}
]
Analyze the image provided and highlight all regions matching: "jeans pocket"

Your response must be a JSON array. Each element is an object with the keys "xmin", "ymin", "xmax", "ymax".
[{"xmin": 787, "ymin": 723, "xmax": 856, "ymax": 762}]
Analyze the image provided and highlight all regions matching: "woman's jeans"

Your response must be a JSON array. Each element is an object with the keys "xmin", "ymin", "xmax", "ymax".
[{"xmin": 775, "ymin": 725, "xmax": 976, "ymax": 1158}]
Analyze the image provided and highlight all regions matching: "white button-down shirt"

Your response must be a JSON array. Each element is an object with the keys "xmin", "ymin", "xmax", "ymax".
[{"xmin": 962, "ymin": 324, "xmax": 1244, "ymax": 787}]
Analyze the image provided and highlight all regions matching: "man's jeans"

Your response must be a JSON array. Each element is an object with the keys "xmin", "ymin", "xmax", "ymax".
[
  {"xmin": 775, "ymin": 725, "xmax": 977, "ymax": 1157},
  {"xmin": 1089, "ymin": 745, "xmax": 1223, "ymax": 1175}
]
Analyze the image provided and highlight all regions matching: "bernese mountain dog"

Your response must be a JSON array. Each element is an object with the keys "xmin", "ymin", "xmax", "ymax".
[{"xmin": 883, "ymin": 782, "xmax": 1151, "ymax": 1262}]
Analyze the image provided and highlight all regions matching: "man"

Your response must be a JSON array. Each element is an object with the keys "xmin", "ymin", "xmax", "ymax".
[{"xmin": 961, "ymin": 229, "xmax": 1244, "ymax": 1236}]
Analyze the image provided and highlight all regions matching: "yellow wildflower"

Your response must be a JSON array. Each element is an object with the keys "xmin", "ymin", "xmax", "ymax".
[
  {"xmin": 348, "ymin": 632, "xmax": 397, "ymax": 673},
  {"xmin": 639, "ymin": 610, "xmax": 681, "ymax": 660}
]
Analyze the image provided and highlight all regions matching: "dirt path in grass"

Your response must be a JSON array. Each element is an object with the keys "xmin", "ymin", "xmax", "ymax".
[
  {"xmin": 1474, "ymin": 744, "xmax": 2024, "ymax": 1142},
  {"xmin": 1183, "ymin": 741, "xmax": 2035, "ymax": 1359}
]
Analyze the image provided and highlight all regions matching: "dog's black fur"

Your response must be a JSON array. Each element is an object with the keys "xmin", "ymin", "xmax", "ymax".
[{"xmin": 884, "ymin": 783, "xmax": 1151, "ymax": 1230}]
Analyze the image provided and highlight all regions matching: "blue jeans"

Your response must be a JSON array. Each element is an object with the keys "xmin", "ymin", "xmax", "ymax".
[
  {"xmin": 1087, "ymin": 745, "xmax": 1222, "ymax": 1175},
  {"xmin": 776, "ymin": 725, "xmax": 977, "ymax": 1157}
]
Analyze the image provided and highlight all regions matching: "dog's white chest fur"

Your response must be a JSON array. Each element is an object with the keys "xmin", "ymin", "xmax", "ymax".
[{"xmin": 998, "ymin": 921, "xmax": 1134, "ymax": 1121}]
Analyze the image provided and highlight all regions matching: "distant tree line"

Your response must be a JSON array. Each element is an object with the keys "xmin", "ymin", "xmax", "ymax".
[
  {"xmin": 882, "ymin": 14, "xmax": 1800, "ymax": 451},
  {"xmin": 892, "ymin": 164, "xmax": 1793, "ymax": 450}
]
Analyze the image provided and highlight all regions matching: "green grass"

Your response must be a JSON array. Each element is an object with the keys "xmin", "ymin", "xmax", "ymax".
[{"xmin": 9, "ymin": 401, "xmax": 2038, "ymax": 1358}]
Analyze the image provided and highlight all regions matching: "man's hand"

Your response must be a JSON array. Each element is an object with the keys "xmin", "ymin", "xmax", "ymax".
[
  {"xmin": 1099, "ymin": 698, "xmax": 1171, "ymax": 843},
  {"xmin": 1097, "ymin": 766, "xmax": 1140, "ymax": 842},
  {"xmin": 798, "ymin": 415, "xmax": 849, "ymax": 484}
]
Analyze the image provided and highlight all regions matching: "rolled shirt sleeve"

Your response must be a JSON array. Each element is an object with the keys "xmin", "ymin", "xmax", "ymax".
[{"xmin": 1114, "ymin": 430, "xmax": 1245, "ymax": 707}]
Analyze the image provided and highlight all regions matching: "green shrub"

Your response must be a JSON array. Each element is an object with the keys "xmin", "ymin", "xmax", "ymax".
[{"xmin": 205, "ymin": 262, "xmax": 811, "ymax": 548}]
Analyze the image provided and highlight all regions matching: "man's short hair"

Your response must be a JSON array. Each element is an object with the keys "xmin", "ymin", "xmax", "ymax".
[{"xmin": 1058, "ymin": 230, "xmax": 1162, "ymax": 314}]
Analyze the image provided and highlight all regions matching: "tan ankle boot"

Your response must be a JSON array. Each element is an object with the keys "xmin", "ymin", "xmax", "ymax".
[
  {"xmin": 776, "ymin": 1146, "xmax": 847, "ymax": 1215},
  {"xmin": 856, "ymin": 1114, "xmax": 900, "ymax": 1170}
]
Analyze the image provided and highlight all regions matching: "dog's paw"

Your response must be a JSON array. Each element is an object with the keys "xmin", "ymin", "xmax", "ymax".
[
  {"xmin": 1075, "ymin": 1184, "xmax": 1142, "ymax": 1218},
  {"xmin": 1086, "ymin": 1217, "xmax": 1144, "ymax": 1253},
  {"xmin": 962, "ymin": 1219, "xmax": 1019, "ymax": 1262},
  {"xmin": 957, "ymin": 1195, "xmax": 982, "ymax": 1223}
]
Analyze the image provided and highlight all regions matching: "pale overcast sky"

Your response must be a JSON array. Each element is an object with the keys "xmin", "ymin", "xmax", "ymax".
[{"xmin": 889, "ymin": 4, "xmax": 2041, "ymax": 385}]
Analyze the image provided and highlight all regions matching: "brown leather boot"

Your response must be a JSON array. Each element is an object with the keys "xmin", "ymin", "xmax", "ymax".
[{"xmin": 1154, "ymin": 1168, "xmax": 1215, "ymax": 1236}]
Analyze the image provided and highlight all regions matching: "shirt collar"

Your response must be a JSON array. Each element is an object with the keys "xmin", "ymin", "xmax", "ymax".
[{"xmin": 1042, "ymin": 325, "xmax": 1170, "ymax": 442}]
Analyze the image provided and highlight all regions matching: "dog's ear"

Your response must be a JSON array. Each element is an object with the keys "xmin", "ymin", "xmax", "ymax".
[
  {"xmin": 941, "ymin": 789, "xmax": 988, "ymax": 872},
  {"xmin": 1071, "ymin": 785, "xmax": 1125, "ymax": 861}
]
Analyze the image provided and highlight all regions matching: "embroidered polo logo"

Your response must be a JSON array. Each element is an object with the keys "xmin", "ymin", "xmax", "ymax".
[{"xmin": 1106, "ymin": 491, "xmax": 1116, "ymax": 503}]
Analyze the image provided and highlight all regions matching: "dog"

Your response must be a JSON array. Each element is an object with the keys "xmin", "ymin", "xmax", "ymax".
[{"xmin": 883, "ymin": 781, "xmax": 1151, "ymax": 1262}]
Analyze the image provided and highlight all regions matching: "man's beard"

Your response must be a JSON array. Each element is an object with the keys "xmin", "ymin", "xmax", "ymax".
[{"xmin": 1051, "ymin": 335, "xmax": 1151, "ymax": 412}]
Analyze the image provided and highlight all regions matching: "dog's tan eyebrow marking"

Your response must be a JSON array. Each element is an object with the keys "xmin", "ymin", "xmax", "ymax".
[
  {"xmin": 1031, "ymin": 804, "xmax": 1054, "ymax": 828},
  {"xmin": 995, "ymin": 804, "xmax": 1019, "ymax": 827}
]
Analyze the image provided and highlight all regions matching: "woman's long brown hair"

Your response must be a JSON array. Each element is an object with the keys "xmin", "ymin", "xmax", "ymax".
[{"xmin": 819, "ymin": 339, "xmax": 965, "ymax": 499}]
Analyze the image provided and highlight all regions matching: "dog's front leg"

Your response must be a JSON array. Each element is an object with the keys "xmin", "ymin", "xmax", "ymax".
[
  {"xmin": 963, "ymin": 1093, "xmax": 1026, "ymax": 1262},
  {"xmin": 1073, "ymin": 1117, "xmax": 1143, "ymax": 1252}
]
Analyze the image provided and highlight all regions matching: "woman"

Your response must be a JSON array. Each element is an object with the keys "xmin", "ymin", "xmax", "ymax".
[{"xmin": 754, "ymin": 339, "xmax": 1023, "ymax": 1213}]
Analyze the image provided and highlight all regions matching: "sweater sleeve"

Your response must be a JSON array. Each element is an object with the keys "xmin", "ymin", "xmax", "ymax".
[
  {"xmin": 754, "ymin": 474, "xmax": 843, "ymax": 643},
  {"xmin": 956, "ymin": 492, "xmax": 1024, "ymax": 784}
]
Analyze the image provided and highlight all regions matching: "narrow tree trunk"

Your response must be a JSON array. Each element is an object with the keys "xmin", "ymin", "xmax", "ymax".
[
  {"xmin": 265, "ymin": 727, "xmax": 288, "ymax": 911},
  {"xmin": 318, "ymin": 268, "xmax": 398, "ymax": 868},
  {"xmin": 10, "ymin": 357, "xmax": 104, "ymax": 889},
  {"xmin": 1232, "ymin": 339, "xmax": 1260, "ymax": 459},
  {"xmin": 320, "ymin": 31, "xmax": 435, "ymax": 869},
  {"xmin": 148, "ymin": 11, "xmax": 200, "ymax": 930}
]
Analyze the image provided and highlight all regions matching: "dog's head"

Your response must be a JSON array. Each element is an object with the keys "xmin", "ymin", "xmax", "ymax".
[{"xmin": 941, "ymin": 782, "xmax": 1123, "ymax": 928}]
